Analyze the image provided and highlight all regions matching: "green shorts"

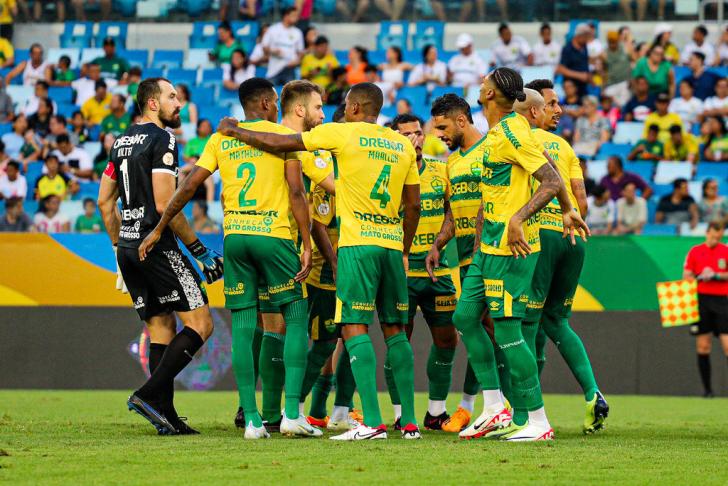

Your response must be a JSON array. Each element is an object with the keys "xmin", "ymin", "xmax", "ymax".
[
  {"xmin": 335, "ymin": 245, "xmax": 408, "ymax": 325},
  {"xmin": 257, "ymin": 282, "xmax": 280, "ymax": 314},
  {"xmin": 223, "ymin": 234, "xmax": 307, "ymax": 310},
  {"xmin": 525, "ymin": 229, "xmax": 585, "ymax": 323},
  {"xmin": 407, "ymin": 275, "xmax": 457, "ymax": 327},
  {"xmin": 460, "ymin": 250, "xmax": 538, "ymax": 319},
  {"xmin": 308, "ymin": 285, "xmax": 338, "ymax": 341}
]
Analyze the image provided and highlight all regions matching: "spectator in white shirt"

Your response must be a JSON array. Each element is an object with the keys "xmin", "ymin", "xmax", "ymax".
[
  {"xmin": 0, "ymin": 161, "xmax": 27, "ymax": 200},
  {"xmin": 586, "ymin": 22, "xmax": 604, "ymax": 61},
  {"xmin": 408, "ymin": 44, "xmax": 447, "ymax": 91},
  {"xmin": 23, "ymin": 81, "xmax": 57, "ymax": 117},
  {"xmin": 680, "ymin": 25, "xmax": 716, "ymax": 66},
  {"xmin": 669, "ymin": 80, "xmax": 704, "ymax": 132},
  {"xmin": 72, "ymin": 63, "xmax": 117, "ymax": 108},
  {"xmin": 615, "ymin": 182, "xmax": 647, "ymax": 235},
  {"xmin": 1, "ymin": 115, "xmax": 27, "ymax": 159},
  {"xmin": 703, "ymin": 78, "xmax": 728, "ymax": 119},
  {"xmin": 33, "ymin": 195, "xmax": 70, "ymax": 233},
  {"xmin": 587, "ymin": 185, "xmax": 615, "ymax": 235},
  {"xmin": 532, "ymin": 23, "xmax": 562, "ymax": 67},
  {"xmin": 364, "ymin": 65, "xmax": 395, "ymax": 105},
  {"xmin": 51, "ymin": 134, "xmax": 93, "ymax": 181},
  {"xmin": 222, "ymin": 49, "xmax": 256, "ymax": 92},
  {"xmin": 490, "ymin": 23, "xmax": 532, "ymax": 70},
  {"xmin": 447, "ymin": 33, "xmax": 486, "ymax": 88},
  {"xmin": 717, "ymin": 26, "xmax": 728, "ymax": 66},
  {"xmin": 5, "ymin": 43, "xmax": 50, "ymax": 87},
  {"xmin": 262, "ymin": 7, "xmax": 305, "ymax": 85}
]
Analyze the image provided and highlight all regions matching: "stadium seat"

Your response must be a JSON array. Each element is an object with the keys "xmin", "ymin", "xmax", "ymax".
[
  {"xmin": 688, "ymin": 180, "xmax": 703, "ymax": 202},
  {"xmin": 411, "ymin": 21, "xmax": 444, "ymax": 51},
  {"xmin": 334, "ymin": 50, "xmax": 349, "ymax": 66},
  {"xmin": 180, "ymin": 0, "xmax": 213, "ymax": 16},
  {"xmin": 680, "ymin": 222, "xmax": 708, "ymax": 236},
  {"xmin": 6, "ymin": 86, "xmax": 33, "ymax": 112},
  {"xmin": 59, "ymin": 22, "xmax": 94, "ymax": 49},
  {"xmin": 613, "ymin": 121, "xmax": 644, "ymax": 144},
  {"xmin": 198, "ymin": 106, "xmax": 231, "ymax": 125},
  {"xmin": 96, "ymin": 22, "xmax": 128, "ymax": 48},
  {"xmin": 48, "ymin": 87, "xmax": 74, "ymax": 105},
  {"xmin": 231, "ymin": 21, "xmax": 259, "ymax": 53},
  {"xmin": 190, "ymin": 86, "xmax": 215, "ymax": 106},
  {"xmin": 367, "ymin": 49, "xmax": 386, "ymax": 67},
  {"xmin": 652, "ymin": 183, "xmax": 673, "ymax": 198},
  {"xmin": 141, "ymin": 67, "xmax": 164, "ymax": 79},
  {"xmin": 430, "ymin": 86, "xmax": 464, "ymax": 101},
  {"xmin": 642, "ymin": 223, "xmax": 677, "ymax": 236},
  {"xmin": 218, "ymin": 87, "xmax": 239, "ymax": 108},
  {"xmin": 520, "ymin": 65, "xmax": 555, "ymax": 84},
  {"xmin": 376, "ymin": 21, "xmax": 409, "ymax": 50},
  {"xmin": 24, "ymin": 200, "xmax": 38, "ymax": 213},
  {"xmin": 695, "ymin": 162, "xmax": 728, "ymax": 181},
  {"xmin": 476, "ymin": 49, "xmax": 492, "ymax": 65},
  {"xmin": 438, "ymin": 50, "xmax": 457, "ymax": 64},
  {"xmin": 24, "ymin": 162, "xmax": 43, "ymax": 193},
  {"xmin": 151, "ymin": 50, "xmax": 184, "ymax": 70},
  {"xmin": 230, "ymin": 104, "xmax": 244, "ymax": 121},
  {"xmin": 114, "ymin": 0, "xmax": 138, "ymax": 17},
  {"xmin": 79, "ymin": 48, "xmax": 104, "ymax": 66},
  {"xmin": 587, "ymin": 159, "xmax": 608, "ymax": 181},
  {"xmin": 167, "ymin": 68, "xmax": 198, "ymax": 86},
  {"xmin": 0, "ymin": 122, "xmax": 12, "ymax": 136},
  {"xmin": 674, "ymin": 65, "xmax": 690, "ymax": 85},
  {"xmin": 14, "ymin": 49, "xmax": 30, "ymax": 65},
  {"xmin": 654, "ymin": 161, "xmax": 693, "ymax": 185},
  {"xmin": 189, "ymin": 21, "xmax": 219, "ymax": 50},
  {"xmin": 83, "ymin": 141, "xmax": 102, "ymax": 159},
  {"xmin": 200, "ymin": 68, "xmax": 223, "ymax": 89},
  {"xmin": 402, "ymin": 50, "xmax": 421, "ymax": 65},
  {"xmin": 397, "ymin": 86, "xmax": 428, "ymax": 108},
  {"xmin": 122, "ymin": 49, "xmax": 149, "ymax": 68},
  {"xmin": 184, "ymin": 49, "xmax": 215, "ymax": 70},
  {"xmin": 624, "ymin": 161, "xmax": 655, "ymax": 182},
  {"xmin": 48, "ymin": 48, "xmax": 81, "ymax": 69},
  {"xmin": 595, "ymin": 142, "xmax": 632, "ymax": 160},
  {"xmin": 56, "ymin": 103, "xmax": 77, "ymax": 119},
  {"xmin": 88, "ymin": 125, "xmax": 101, "ymax": 141},
  {"xmin": 74, "ymin": 182, "xmax": 101, "ymax": 201},
  {"xmin": 180, "ymin": 123, "xmax": 197, "ymax": 141}
]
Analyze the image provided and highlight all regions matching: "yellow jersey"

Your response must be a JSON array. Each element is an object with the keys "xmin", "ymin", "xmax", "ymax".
[
  {"xmin": 307, "ymin": 185, "xmax": 338, "ymax": 290},
  {"xmin": 288, "ymin": 148, "xmax": 334, "ymax": 242},
  {"xmin": 301, "ymin": 121, "xmax": 419, "ymax": 251},
  {"xmin": 196, "ymin": 119, "xmax": 301, "ymax": 240},
  {"xmin": 0, "ymin": 0, "xmax": 15, "ymax": 24},
  {"xmin": 664, "ymin": 133, "xmax": 699, "ymax": 161},
  {"xmin": 0, "ymin": 37, "xmax": 13, "ymax": 64},
  {"xmin": 532, "ymin": 128, "xmax": 583, "ymax": 233},
  {"xmin": 409, "ymin": 157, "xmax": 450, "ymax": 277},
  {"xmin": 300, "ymin": 53, "xmax": 340, "ymax": 90},
  {"xmin": 480, "ymin": 112, "xmax": 549, "ymax": 256},
  {"xmin": 642, "ymin": 112, "xmax": 684, "ymax": 144},
  {"xmin": 81, "ymin": 94, "xmax": 112, "ymax": 125},
  {"xmin": 447, "ymin": 135, "xmax": 487, "ymax": 266}
]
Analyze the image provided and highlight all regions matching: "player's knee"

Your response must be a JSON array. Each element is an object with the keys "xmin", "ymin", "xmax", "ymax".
[
  {"xmin": 432, "ymin": 326, "xmax": 458, "ymax": 349},
  {"xmin": 696, "ymin": 340, "xmax": 711, "ymax": 355}
]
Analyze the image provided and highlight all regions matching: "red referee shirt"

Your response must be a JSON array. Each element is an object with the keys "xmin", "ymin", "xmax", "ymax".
[{"xmin": 684, "ymin": 242, "xmax": 728, "ymax": 295}]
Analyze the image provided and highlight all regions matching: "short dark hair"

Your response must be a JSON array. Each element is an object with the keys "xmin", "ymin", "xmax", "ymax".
[
  {"xmin": 58, "ymin": 55, "xmax": 71, "ymax": 66},
  {"xmin": 347, "ymin": 82, "xmax": 383, "ymax": 117},
  {"xmin": 219, "ymin": 21, "xmax": 233, "ymax": 34},
  {"xmin": 176, "ymin": 83, "xmax": 190, "ymax": 100},
  {"xmin": 314, "ymin": 35, "xmax": 329, "ymax": 45},
  {"xmin": 524, "ymin": 78, "xmax": 554, "ymax": 94},
  {"xmin": 333, "ymin": 103, "xmax": 346, "ymax": 123},
  {"xmin": 51, "ymin": 114, "xmax": 66, "ymax": 125},
  {"xmin": 36, "ymin": 80, "xmax": 49, "ymax": 90},
  {"xmin": 491, "ymin": 67, "xmax": 526, "ymax": 102},
  {"xmin": 540, "ymin": 22, "xmax": 551, "ymax": 33},
  {"xmin": 430, "ymin": 93, "xmax": 473, "ymax": 123},
  {"xmin": 669, "ymin": 124, "xmax": 682, "ymax": 134},
  {"xmin": 56, "ymin": 134, "xmax": 70, "ymax": 145},
  {"xmin": 388, "ymin": 45, "xmax": 403, "ymax": 63},
  {"xmin": 5, "ymin": 196, "xmax": 22, "ymax": 210},
  {"xmin": 280, "ymin": 80, "xmax": 323, "ymax": 115},
  {"xmin": 390, "ymin": 113, "xmax": 423, "ymax": 131},
  {"xmin": 421, "ymin": 44, "xmax": 436, "ymax": 61},
  {"xmin": 197, "ymin": 118, "xmax": 211, "ymax": 129},
  {"xmin": 238, "ymin": 77, "xmax": 275, "ymax": 110},
  {"xmin": 498, "ymin": 22, "xmax": 509, "ymax": 34},
  {"xmin": 364, "ymin": 65, "xmax": 378, "ymax": 74},
  {"xmin": 129, "ymin": 66, "xmax": 142, "ymax": 77},
  {"xmin": 282, "ymin": 6, "xmax": 297, "ymax": 16},
  {"xmin": 137, "ymin": 77, "xmax": 172, "ymax": 113},
  {"xmin": 634, "ymin": 75, "xmax": 647, "ymax": 83},
  {"xmin": 691, "ymin": 51, "xmax": 706, "ymax": 63},
  {"xmin": 592, "ymin": 184, "xmax": 608, "ymax": 198},
  {"xmin": 95, "ymin": 80, "xmax": 107, "ymax": 90},
  {"xmin": 6, "ymin": 160, "xmax": 19, "ymax": 171},
  {"xmin": 331, "ymin": 66, "xmax": 347, "ymax": 79},
  {"xmin": 708, "ymin": 221, "xmax": 725, "ymax": 232},
  {"xmin": 647, "ymin": 124, "xmax": 660, "ymax": 132},
  {"xmin": 673, "ymin": 177, "xmax": 688, "ymax": 189},
  {"xmin": 45, "ymin": 154, "xmax": 59, "ymax": 164},
  {"xmin": 82, "ymin": 197, "xmax": 96, "ymax": 207},
  {"xmin": 608, "ymin": 155, "xmax": 623, "ymax": 169},
  {"xmin": 695, "ymin": 25, "xmax": 708, "ymax": 36}
]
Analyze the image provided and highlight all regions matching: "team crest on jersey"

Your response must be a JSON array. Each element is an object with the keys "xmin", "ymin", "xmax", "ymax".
[
  {"xmin": 162, "ymin": 152, "xmax": 174, "ymax": 166},
  {"xmin": 430, "ymin": 177, "xmax": 444, "ymax": 193},
  {"xmin": 315, "ymin": 157, "xmax": 327, "ymax": 169},
  {"xmin": 470, "ymin": 161, "xmax": 483, "ymax": 177},
  {"xmin": 318, "ymin": 202, "xmax": 330, "ymax": 216}
]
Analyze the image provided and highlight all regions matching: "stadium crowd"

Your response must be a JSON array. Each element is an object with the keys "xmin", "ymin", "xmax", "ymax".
[{"xmin": 0, "ymin": 8, "xmax": 727, "ymax": 235}]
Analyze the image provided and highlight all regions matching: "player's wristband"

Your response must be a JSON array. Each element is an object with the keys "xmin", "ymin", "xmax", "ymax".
[{"xmin": 185, "ymin": 239, "xmax": 207, "ymax": 258}]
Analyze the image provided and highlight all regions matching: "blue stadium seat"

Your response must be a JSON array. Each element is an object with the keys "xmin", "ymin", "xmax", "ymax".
[
  {"xmin": 59, "ymin": 22, "xmax": 94, "ymax": 49},
  {"xmin": 674, "ymin": 65, "xmax": 690, "ymax": 85},
  {"xmin": 231, "ymin": 21, "xmax": 259, "ymax": 53},
  {"xmin": 368, "ymin": 49, "xmax": 386, "ymax": 67},
  {"xmin": 642, "ymin": 223, "xmax": 677, "ymax": 236},
  {"xmin": 334, "ymin": 50, "xmax": 349, "ymax": 66},
  {"xmin": 708, "ymin": 66, "xmax": 728, "ymax": 78},
  {"xmin": 316, "ymin": 0, "xmax": 337, "ymax": 15},
  {"xmin": 75, "ymin": 181, "xmax": 101, "ymax": 201},
  {"xmin": 652, "ymin": 183, "xmax": 673, "ymax": 198},
  {"xmin": 412, "ymin": 21, "xmax": 444, "ymax": 51},
  {"xmin": 200, "ymin": 68, "xmax": 223, "ymax": 89},
  {"xmin": 24, "ymin": 162, "xmax": 43, "ymax": 193},
  {"xmin": 402, "ymin": 50, "xmax": 421, "ymax": 65},
  {"xmin": 322, "ymin": 104, "xmax": 337, "ymax": 122},
  {"xmin": 189, "ymin": 21, "xmax": 220, "ymax": 50},
  {"xmin": 151, "ymin": 50, "xmax": 184, "ymax": 70},
  {"xmin": 624, "ymin": 161, "xmax": 655, "ymax": 182},
  {"xmin": 113, "ymin": 0, "xmax": 138, "ymax": 17},
  {"xmin": 80, "ymin": 48, "xmax": 104, "ymax": 66},
  {"xmin": 48, "ymin": 87, "xmax": 74, "ymax": 105},
  {"xmin": 23, "ymin": 200, "xmax": 38, "ymax": 213},
  {"xmin": 190, "ymin": 86, "xmax": 215, "ymax": 106},
  {"xmin": 48, "ymin": 48, "xmax": 81, "ymax": 69},
  {"xmin": 376, "ymin": 21, "xmax": 409, "ymax": 50},
  {"xmin": 654, "ymin": 161, "xmax": 693, "ymax": 185},
  {"xmin": 167, "ymin": 68, "xmax": 198, "ymax": 86},
  {"xmin": 397, "ymin": 86, "xmax": 427, "ymax": 108},
  {"xmin": 439, "ymin": 50, "xmax": 457, "ymax": 64},
  {"xmin": 88, "ymin": 125, "xmax": 101, "ymax": 141},
  {"xmin": 199, "ymin": 106, "xmax": 231, "ymax": 124},
  {"xmin": 430, "ymin": 86, "xmax": 464, "ymax": 101},
  {"xmin": 595, "ymin": 142, "xmax": 632, "ymax": 159},
  {"xmin": 218, "ymin": 87, "xmax": 239, "ymax": 108},
  {"xmin": 613, "ymin": 121, "xmax": 644, "ymax": 145},
  {"xmin": 520, "ymin": 65, "xmax": 555, "ymax": 84},
  {"xmin": 121, "ymin": 49, "xmax": 149, "ymax": 68},
  {"xmin": 184, "ymin": 49, "xmax": 215, "ymax": 70},
  {"xmin": 695, "ymin": 162, "xmax": 728, "ymax": 181},
  {"xmin": 14, "ymin": 49, "xmax": 30, "ymax": 65},
  {"xmin": 179, "ymin": 0, "xmax": 213, "ymax": 16},
  {"xmin": 0, "ymin": 122, "xmax": 12, "ymax": 136},
  {"xmin": 56, "ymin": 103, "xmax": 77, "ymax": 119},
  {"xmin": 96, "ymin": 22, "xmax": 128, "ymax": 48},
  {"xmin": 142, "ymin": 67, "xmax": 164, "ymax": 78}
]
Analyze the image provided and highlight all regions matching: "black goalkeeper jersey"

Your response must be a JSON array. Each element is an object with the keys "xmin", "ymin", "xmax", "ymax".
[{"xmin": 110, "ymin": 122, "xmax": 179, "ymax": 250}]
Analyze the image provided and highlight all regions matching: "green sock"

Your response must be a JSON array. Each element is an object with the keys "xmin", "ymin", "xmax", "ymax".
[
  {"xmin": 542, "ymin": 313, "xmax": 598, "ymax": 401},
  {"xmin": 462, "ymin": 361, "xmax": 480, "ymax": 395},
  {"xmin": 493, "ymin": 343, "xmax": 512, "ymax": 404},
  {"xmin": 385, "ymin": 332, "xmax": 416, "ymax": 426},
  {"xmin": 300, "ymin": 340, "xmax": 336, "ymax": 403},
  {"xmin": 334, "ymin": 347, "xmax": 356, "ymax": 407},
  {"xmin": 535, "ymin": 324, "xmax": 547, "ymax": 377},
  {"xmin": 345, "ymin": 334, "xmax": 382, "ymax": 427},
  {"xmin": 231, "ymin": 308, "xmax": 263, "ymax": 427},
  {"xmin": 427, "ymin": 345, "xmax": 455, "ymax": 401},
  {"xmin": 494, "ymin": 318, "xmax": 543, "ymax": 426},
  {"xmin": 282, "ymin": 299, "xmax": 309, "ymax": 420},
  {"xmin": 309, "ymin": 374, "xmax": 334, "ymax": 419},
  {"xmin": 384, "ymin": 356, "xmax": 400, "ymax": 406},
  {"xmin": 253, "ymin": 326, "xmax": 263, "ymax": 385},
  {"xmin": 452, "ymin": 301, "xmax": 500, "ymax": 390},
  {"xmin": 259, "ymin": 331, "xmax": 285, "ymax": 423}
]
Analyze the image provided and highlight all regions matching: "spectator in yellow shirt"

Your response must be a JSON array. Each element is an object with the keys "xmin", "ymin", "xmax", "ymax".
[
  {"xmin": 643, "ymin": 92, "xmax": 684, "ymax": 144},
  {"xmin": 663, "ymin": 125, "xmax": 699, "ymax": 164},
  {"xmin": 0, "ymin": 35, "xmax": 13, "ymax": 68},
  {"xmin": 80, "ymin": 80, "xmax": 111, "ymax": 126},
  {"xmin": 0, "ymin": 0, "xmax": 16, "ymax": 41},
  {"xmin": 300, "ymin": 35, "xmax": 339, "ymax": 90}
]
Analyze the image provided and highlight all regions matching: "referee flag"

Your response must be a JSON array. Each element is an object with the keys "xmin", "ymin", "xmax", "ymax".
[{"xmin": 656, "ymin": 279, "xmax": 699, "ymax": 328}]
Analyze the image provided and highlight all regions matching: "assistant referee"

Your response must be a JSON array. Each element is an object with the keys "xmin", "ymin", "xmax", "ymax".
[{"xmin": 683, "ymin": 221, "xmax": 728, "ymax": 398}]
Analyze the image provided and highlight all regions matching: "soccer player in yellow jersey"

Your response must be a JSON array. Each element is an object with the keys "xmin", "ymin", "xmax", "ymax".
[
  {"xmin": 217, "ymin": 82, "xmax": 422, "ymax": 441},
  {"xmin": 384, "ymin": 113, "xmax": 459, "ymax": 431},
  {"xmin": 521, "ymin": 79, "xmax": 609, "ymax": 434},
  {"xmin": 425, "ymin": 93, "xmax": 510, "ymax": 433},
  {"xmin": 140, "ymin": 78, "xmax": 320, "ymax": 439},
  {"xmin": 452, "ymin": 68, "xmax": 587, "ymax": 442}
]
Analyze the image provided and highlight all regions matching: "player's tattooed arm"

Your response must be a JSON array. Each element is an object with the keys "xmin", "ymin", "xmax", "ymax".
[
  {"xmin": 541, "ymin": 150, "xmax": 590, "ymax": 244},
  {"xmin": 425, "ymin": 198, "xmax": 455, "ymax": 281},
  {"xmin": 286, "ymin": 159, "xmax": 313, "ymax": 282},
  {"xmin": 542, "ymin": 149, "xmax": 573, "ymax": 214},
  {"xmin": 218, "ymin": 117, "xmax": 306, "ymax": 153},
  {"xmin": 474, "ymin": 202, "xmax": 484, "ymax": 251},
  {"xmin": 571, "ymin": 178, "xmax": 588, "ymax": 217},
  {"xmin": 401, "ymin": 183, "xmax": 421, "ymax": 271},
  {"xmin": 98, "ymin": 174, "xmax": 120, "ymax": 246}
]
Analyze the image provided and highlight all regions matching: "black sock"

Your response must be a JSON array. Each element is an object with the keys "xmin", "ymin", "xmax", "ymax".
[
  {"xmin": 148, "ymin": 343, "xmax": 167, "ymax": 375},
  {"xmin": 148, "ymin": 343, "xmax": 177, "ymax": 417},
  {"xmin": 698, "ymin": 353, "xmax": 712, "ymax": 394},
  {"xmin": 136, "ymin": 327, "xmax": 204, "ymax": 403}
]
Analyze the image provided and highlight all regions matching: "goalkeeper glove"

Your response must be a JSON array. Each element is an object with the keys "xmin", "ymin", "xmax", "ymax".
[
  {"xmin": 186, "ymin": 239, "xmax": 224, "ymax": 284},
  {"xmin": 112, "ymin": 245, "xmax": 128, "ymax": 294}
]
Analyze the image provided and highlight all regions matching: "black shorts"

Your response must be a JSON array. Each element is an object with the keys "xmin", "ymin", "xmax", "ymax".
[
  {"xmin": 691, "ymin": 294, "xmax": 728, "ymax": 336},
  {"xmin": 117, "ymin": 246, "xmax": 208, "ymax": 321}
]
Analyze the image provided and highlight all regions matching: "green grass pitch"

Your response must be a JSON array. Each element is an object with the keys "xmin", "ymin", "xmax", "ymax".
[{"xmin": 1, "ymin": 391, "xmax": 727, "ymax": 485}]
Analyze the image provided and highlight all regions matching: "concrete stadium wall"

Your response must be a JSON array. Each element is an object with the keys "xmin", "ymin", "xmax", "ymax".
[{"xmin": 1, "ymin": 307, "xmax": 725, "ymax": 396}]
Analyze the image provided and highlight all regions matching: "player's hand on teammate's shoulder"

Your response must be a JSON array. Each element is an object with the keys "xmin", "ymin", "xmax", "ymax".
[
  {"xmin": 425, "ymin": 246, "xmax": 440, "ymax": 282},
  {"xmin": 138, "ymin": 229, "xmax": 161, "ymax": 261},
  {"xmin": 561, "ymin": 210, "xmax": 591, "ymax": 245},
  {"xmin": 296, "ymin": 248, "xmax": 312, "ymax": 283},
  {"xmin": 507, "ymin": 215, "xmax": 531, "ymax": 258},
  {"xmin": 217, "ymin": 117, "xmax": 240, "ymax": 137}
]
